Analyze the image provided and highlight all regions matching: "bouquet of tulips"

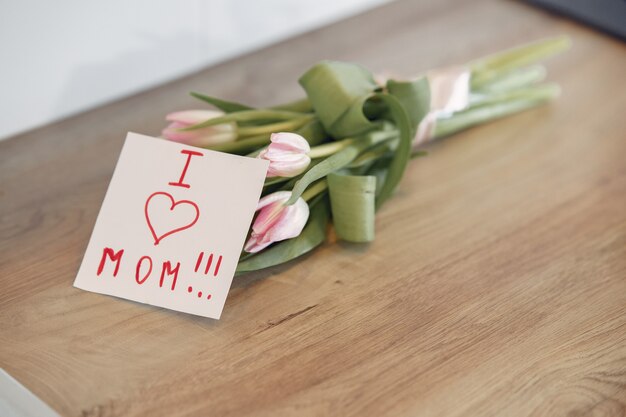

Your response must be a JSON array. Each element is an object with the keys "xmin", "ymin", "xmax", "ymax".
[{"xmin": 161, "ymin": 37, "xmax": 569, "ymax": 274}]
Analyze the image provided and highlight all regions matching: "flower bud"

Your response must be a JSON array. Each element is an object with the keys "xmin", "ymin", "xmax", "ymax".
[
  {"xmin": 258, "ymin": 132, "xmax": 311, "ymax": 178},
  {"xmin": 244, "ymin": 191, "xmax": 309, "ymax": 253},
  {"xmin": 162, "ymin": 110, "xmax": 236, "ymax": 147}
]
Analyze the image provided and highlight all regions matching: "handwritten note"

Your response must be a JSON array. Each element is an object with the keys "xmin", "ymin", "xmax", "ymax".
[{"xmin": 74, "ymin": 132, "xmax": 268, "ymax": 319}]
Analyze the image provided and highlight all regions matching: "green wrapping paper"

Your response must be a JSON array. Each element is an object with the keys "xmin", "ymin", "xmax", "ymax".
[{"xmin": 328, "ymin": 173, "xmax": 377, "ymax": 243}]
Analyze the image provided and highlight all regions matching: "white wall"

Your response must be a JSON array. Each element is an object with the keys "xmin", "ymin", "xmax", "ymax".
[{"xmin": 0, "ymin": 0, "xmax": 388, "ymax": 140}]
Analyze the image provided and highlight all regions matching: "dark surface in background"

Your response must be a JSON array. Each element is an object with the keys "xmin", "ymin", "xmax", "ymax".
[{"xmin": 527, "ymin": 0, "xmax": 626, "ymax": 40}]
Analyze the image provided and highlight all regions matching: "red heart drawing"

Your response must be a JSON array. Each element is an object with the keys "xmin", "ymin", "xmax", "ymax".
[{"xmin": 144, "ymin": 191, "xmax": 200, "ymax": 245}]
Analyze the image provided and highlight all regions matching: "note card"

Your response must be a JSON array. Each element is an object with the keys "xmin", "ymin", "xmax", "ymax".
[{"xmin": 74, "ymin": 132, "xmax": 268, "ymax": 319}]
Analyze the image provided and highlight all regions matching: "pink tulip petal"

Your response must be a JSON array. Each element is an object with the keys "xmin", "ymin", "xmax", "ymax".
[
  {"xmin": 166, "ymin": 121, "xmax": 188, "ymax": 129},
  {"xmin": 244, "ymin": 191, "xmax": 310, "ymax": 253},
  {"xmin": 258, "ymin": 133, "xmax": 311, "ymax": 178},
  {"xmin": 270, "ymin": 132, "xmax": 310, "ymax": 153},
  {"xmin": 166, "ymin": 110, "xmax": 224, "ymax": 124},
  {"xmin": 266, "ymin": 156, "xmax": 310, "ymax": 177},
  {"xmin": 256, "ymin": 191, "xmax": 291, "ymax": 211},
  {"xmin": 252, "ymin": 203, "xmax": 284, "ymax": 235},
  {"xmin": 244, "ymin": 233, "xmax": 269, "ymax": 253},
  {"xmin": 262, "ymin": 149, "xmax": 308, "ymax": 161},
  {"xmin": 162, "ymin": 127, "xmax": 199, "ymax": 143},
  {"xmin": 264, "ymin": 200, "xmax": 309, "ymax": 242},
  {"xmin": 162, "ymin": 120, "xmax": 235, "ymax": 146}
]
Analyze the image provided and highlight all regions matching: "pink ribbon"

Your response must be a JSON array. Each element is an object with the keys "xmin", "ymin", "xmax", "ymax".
[{"xmin": 414, "ymin": 66, "xmax": 470, "ymax": 147}]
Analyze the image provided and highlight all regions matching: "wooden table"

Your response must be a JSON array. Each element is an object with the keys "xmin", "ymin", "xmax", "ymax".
[{"xmin": 1, "ymin": 0, "xmax": 625, "ymax": 415}]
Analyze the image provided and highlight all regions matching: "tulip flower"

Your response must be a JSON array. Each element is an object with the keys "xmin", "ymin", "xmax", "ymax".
[
  {"xmin": 162, "ymin": 110, "xmax": 236, "ymax": 147},
  {"xmin": 258, "ymin": 132, "xmax": 311, "ymax": 178},
  {"xmin": 244, "ymin": 191, "xmax": 309, "ymax": 253}
]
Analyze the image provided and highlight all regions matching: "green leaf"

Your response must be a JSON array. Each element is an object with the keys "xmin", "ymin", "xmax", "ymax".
[
  {"xmin": 236, "ymin": 196, "xmax": 330, "ymax": 274},
  {"xmin": 271, "ymin": 98, "xmax": 313, "ymax": 112},
  {"xmin": 371, "ymin": 93, "xmax": 413, "ymax": 209},
  {"xmin": 236, "ymin": 116, "xmax": 313, "ymax": 138},
  {"xmin": 328, "ymin": 173, "xmax": 376, "ymax": 242},
  {"xmin": 299, "ymin": 61, "xmax": 377, "ymax": 138},
  {"xmin": 294, "ymin": 119, "xmax": 328, "ymax": 146},
  {"xmin": 182, "ymin": 110, "xmax": 308, "ymax": 131},
  {"xmin": 260, "ymin": 160, "xmax": 324, "ymax": 196},
  {"xmin": 190, "ymin": 92, "xmax": 253, "ymax": 112},
  {"xmin": 286, "ymin": 143, "xmax": 365, "ymax": 204},
  {"xmin": 347, "ymin": 141, "xmax": 394, "ymax": 168},
  {"xmin": 205, "ymin": 134, "xmax": 270, "ymax": 154},
  {"xmin": 386, "ymin": 77, "xmax": 430, "ymax": 135}
]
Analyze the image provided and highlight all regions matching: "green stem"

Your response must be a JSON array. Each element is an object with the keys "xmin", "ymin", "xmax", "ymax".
[
  {"xmin": 470, "ymin": 83, "xmax": 558, "ymax": 108},
  {"xmin": 470, "ymin": 36, "xmax": 570, "ymax": 88},
  {"xmin": 308, "ymin": 138, "xmax": 354, "ymax": 159},
  {"xmin": 475, "ymin": 65, "xmax": 546, "ymax": 93},
  {"xmin": 434, "ymin": 84, "xmax": 560, "ymax": 138},
  {"xmin": 182, "ymin": 110, "xmax": 311, "ymax": 131},
  {"xmin": 301, "ymin": 179, "xmax": 328, "ymax": 202},
  {"xmin": 237, "ymin": 116, "xmax": 313, "ymax": 138},
  {"xmin": 305, "ymin": 127, "xmax": 398, "ymax": 167}
]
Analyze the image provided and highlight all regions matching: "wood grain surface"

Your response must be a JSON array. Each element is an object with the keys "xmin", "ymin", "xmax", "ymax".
[{"xmin": 1, "ymin": 0, "xmax": 625, "ymax": 416}]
